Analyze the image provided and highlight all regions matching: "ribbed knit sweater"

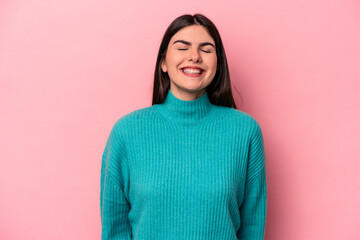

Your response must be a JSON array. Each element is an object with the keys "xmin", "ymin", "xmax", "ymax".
[{"xmin": 100, "ymin": 89, "xmax": 267, "ymax": 240}]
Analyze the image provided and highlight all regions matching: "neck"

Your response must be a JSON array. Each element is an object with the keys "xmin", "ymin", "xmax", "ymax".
[
  {"xmin": 156, "ymin": 89, "xmax": 214, "ymax": 127},
  {"xmin": 170, "ymin": 88, "xmax": 206, "ymax": 101}
]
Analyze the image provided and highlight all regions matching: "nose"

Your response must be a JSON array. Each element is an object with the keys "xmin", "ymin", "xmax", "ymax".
[{"xmin": 187, "ymin": 48, "xmax": 202, "ymax": 63}]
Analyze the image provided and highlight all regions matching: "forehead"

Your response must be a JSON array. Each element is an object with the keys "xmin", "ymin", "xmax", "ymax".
[{"xmin": 170, "ymin": 25, "xmax": 215, "ymax": 44}]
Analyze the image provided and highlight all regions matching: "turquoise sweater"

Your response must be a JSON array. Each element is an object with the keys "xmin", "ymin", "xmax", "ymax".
[{"xmin": 100, "ymin": 89, "xmax": 267, "ymax": 239}]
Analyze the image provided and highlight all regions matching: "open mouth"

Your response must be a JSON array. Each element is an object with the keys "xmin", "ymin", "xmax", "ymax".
[{"xmin": 181, "ymin": 67, "xmax": 205, "ymax": 76}]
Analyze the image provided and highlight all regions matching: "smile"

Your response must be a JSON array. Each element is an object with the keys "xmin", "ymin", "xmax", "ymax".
[{"xmin": 181, "ymin": 67, "xmax": 205, "ymax": 77}]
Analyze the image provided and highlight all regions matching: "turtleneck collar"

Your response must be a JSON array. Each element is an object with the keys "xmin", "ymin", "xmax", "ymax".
[{"xmin": 156, "ymin": 89, "xmax": 215, "ymax": 127}]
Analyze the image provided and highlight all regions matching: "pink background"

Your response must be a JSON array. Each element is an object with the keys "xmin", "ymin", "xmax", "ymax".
[{"xmin": 1, "ymin": 0, "xmax": 359, "ymax": 239}]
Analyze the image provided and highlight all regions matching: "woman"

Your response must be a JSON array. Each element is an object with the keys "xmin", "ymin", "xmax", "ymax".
[{"xmin": 100, "ymin": 13, "xmax": 267, "ymax": 240}]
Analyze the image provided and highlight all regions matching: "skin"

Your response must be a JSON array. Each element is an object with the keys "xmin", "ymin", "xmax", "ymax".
[{"xmin": 161, "ymin": 25, "xmax": 218, "ymax": 101}]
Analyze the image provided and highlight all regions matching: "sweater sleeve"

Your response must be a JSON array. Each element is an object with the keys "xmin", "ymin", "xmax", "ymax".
[
  {"xmin": 100, "ymin": 121, "xmax": 132, "ymax": 240},
  {"xmin": 237, "ymin": 120, "xmax": 267, "ymax": 240}
]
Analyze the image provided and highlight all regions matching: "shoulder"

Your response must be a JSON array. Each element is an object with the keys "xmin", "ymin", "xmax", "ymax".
[
  {"xmin": 117, "ymin": 105, "xmax": 155, "ymax": 122},
  {"xmin": 213, "ymin": 105, "xmax": 262, "ymax": 133},
  {"xmin": 109, "ymin": 105, "xmax": 158, "ymax": 135}
]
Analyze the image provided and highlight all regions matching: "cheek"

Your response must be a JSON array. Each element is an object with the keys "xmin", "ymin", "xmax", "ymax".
[
  {"xmin": 207, "ymin": 56, "xmax": 217, "ymax": 71},
  {"xmin": 166, "ymin": 50, "xmax": 184, "ymax": 69}
]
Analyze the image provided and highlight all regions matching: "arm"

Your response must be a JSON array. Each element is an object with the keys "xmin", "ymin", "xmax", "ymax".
[
  {"xmin": 100, "ymin": 122, "xmax": 132, "ymax": 240},
  {"xmin": 237, "ymin": 120, "xmax": 267, "ymax": 240}
]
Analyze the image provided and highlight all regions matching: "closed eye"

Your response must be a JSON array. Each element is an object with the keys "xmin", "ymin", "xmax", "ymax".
[{"xmin": 178, "ymin": 48, "xmax": 211, "ymax": 53}]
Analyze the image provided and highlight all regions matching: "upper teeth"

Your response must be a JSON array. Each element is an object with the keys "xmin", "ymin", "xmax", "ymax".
[{"xmin": 183, "ymin": 68, "xmax": 202, "ymax": 73}]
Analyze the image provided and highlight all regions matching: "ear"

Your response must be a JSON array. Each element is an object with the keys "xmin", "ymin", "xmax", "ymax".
[{"xmin": 161, "ymin": 59, "xmax": 167, "ymax": 73}]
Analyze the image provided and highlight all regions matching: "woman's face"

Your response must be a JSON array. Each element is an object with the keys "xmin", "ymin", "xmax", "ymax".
[{"xmin": 161, "ymin": 25, "xmax": 217, "ymax": 100}]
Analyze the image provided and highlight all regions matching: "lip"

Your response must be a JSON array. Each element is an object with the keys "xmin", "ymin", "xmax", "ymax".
[
  {"xmin": 180, "ymin": 66, "xmax": 205, "ymax": 78},
  {"xmin": 181, "ymin": 66, "xmax": 205, "ymax": 71}
]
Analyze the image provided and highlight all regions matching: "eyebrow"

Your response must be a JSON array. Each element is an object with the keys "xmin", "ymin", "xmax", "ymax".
[{"xmin": 172, "ymin": 40, "xmax": 215, "ymax": 48}]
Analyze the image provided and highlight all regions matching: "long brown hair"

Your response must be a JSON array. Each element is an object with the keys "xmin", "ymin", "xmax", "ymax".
[{"xmin": 152, "ymin": 13, "xmax": 239, "ymax": 109}]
